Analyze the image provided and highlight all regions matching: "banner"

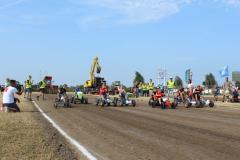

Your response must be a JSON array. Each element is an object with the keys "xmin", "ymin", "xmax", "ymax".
[
  {"xmin": 185, "ymin": 69, "xmax": 191, "ymax": 83},
  {"xmin": 219, "ymin": 65, "xmax": 229, "ymax": 78}
]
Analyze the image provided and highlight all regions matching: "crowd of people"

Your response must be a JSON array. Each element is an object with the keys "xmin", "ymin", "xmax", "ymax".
[
  {"xmin": 1, "ymin": 74, "xmax": 240, "ymax": 113},
  {"xmin": 133, "ymin": 78, "xmax": 176, "ymax": 98},
  {"xmin": 133, "ymin": 77, "xmax": 240, "ymax": 104},
  {"xmin": 0, "ymin": 75, "xmax": 49, "ymax": 113}
]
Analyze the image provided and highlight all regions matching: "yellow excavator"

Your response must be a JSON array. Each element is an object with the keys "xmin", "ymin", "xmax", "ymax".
[{"xmin": 84, "ymin": 57, "xmax": 105, "ymax": 93}]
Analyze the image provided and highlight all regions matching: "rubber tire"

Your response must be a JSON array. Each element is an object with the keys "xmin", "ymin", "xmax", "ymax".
[
  {"xmin": 85, "ymin": 98, "xmax": 88, "ymax": 104},
  {"xmin": 186, "ymin": 101, "xmax": 192, "ymax": 108},
  {"xmin": 96, "ymin": 99, "xmax": 99, "ymax": 106},
  {"xmin": 113, "ymin": 98, "xmax": 118, "ymax": 107},
  {"xmin": 132, "ymin": 100, "xmax": 136, "ymax": 107},
  {"xmin": 148, "ymin": 100, "xmax": 152, "ymax": 106},
  {"xmin": 209, "ymin": 101, "xmax": 214, "ymax": 108},
  {"xmin": 152, "ymin": 101, "xmax": 157, "ymax": 108}
]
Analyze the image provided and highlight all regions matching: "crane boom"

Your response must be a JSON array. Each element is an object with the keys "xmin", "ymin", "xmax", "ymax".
[
  {"xmin": 84, "ymin": 57, "xmax": 102, "ymax": 88},
  {"xmin": 90, "ymin": 57, "xmax": 101, "ymax": 86}
]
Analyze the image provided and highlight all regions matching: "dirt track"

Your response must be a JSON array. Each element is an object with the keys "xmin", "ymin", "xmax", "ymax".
[{"xmin": 34, "ymin": 95, "xmax": 240, "ymax": 160}]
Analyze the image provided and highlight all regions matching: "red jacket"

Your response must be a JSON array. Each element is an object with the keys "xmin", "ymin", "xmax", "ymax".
[
  {"xmin": 155, "ymin": 91, "xmax": 164, "ymax": 99},
  {"xmin": 100, "ymin": 87, "xmax": 108, "ymax": 95}
]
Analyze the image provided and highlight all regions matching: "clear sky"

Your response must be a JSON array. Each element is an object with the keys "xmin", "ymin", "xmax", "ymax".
[{"xmin": 0, "ymin": 0, "xmax": 240, "ymax": 86}]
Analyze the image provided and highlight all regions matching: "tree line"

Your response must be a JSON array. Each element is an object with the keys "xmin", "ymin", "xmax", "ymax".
[{"xmin": 133, "ymin": 71, "xmax": 240, "ymax": 89}]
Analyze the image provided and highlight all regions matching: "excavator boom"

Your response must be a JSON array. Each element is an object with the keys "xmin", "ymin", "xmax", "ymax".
[{"xmin": 84, "ymin": 57, "xmax": 103, "ymax": 89}]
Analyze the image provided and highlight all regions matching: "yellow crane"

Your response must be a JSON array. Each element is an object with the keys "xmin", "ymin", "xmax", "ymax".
[{"xmin": 84, "ymin": 57, "xmax": 103, "ymax": 89}]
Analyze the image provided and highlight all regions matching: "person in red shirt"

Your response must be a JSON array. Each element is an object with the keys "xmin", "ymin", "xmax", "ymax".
[
  {"xmin": 100, "ymin": 84, "xmax": 108, "ymax": 99},
  {"xmin": 154, "ymin": 88, "xmax": 165, "ymax": 104}
]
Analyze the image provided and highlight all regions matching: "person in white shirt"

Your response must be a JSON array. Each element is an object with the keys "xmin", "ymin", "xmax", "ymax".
[
  {"xmin": 2, "ymin": 80, "xmax": 22, "ymax": 112},
  {"xmin": 187, "ymin": 79, "xmax": 194, "ymax": 99}
]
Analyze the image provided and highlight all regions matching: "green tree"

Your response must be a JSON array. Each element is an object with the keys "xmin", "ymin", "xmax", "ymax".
[
  {"xmin": 174, "ymin": 76, "xmax": 183, "ymax": 89},
  {"xmin": 133, "ymin": 71, "xmax": 145, "ymax": 85},
  {"xmin": 204, "ymin": 73, "xmax": 217, "ymax": 89}
]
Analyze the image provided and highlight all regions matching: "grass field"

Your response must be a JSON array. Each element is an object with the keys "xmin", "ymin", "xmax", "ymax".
[{"xmin": 0, "ymin": 97, "xmax": 77, "ymax": 160}]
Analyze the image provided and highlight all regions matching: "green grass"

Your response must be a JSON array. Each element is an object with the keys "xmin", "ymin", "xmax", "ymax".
[{"xmin": 0, "ymin": 100, "xmax": 62, "ymax": 160}]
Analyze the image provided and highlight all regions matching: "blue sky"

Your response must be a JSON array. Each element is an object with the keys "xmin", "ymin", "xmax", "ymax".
[{"xmin": 0, "ymin": 0, "xmax": 240, "ymax": 86}]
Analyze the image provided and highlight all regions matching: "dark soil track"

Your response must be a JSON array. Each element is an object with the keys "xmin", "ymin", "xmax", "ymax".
[{"xmin": 35, "ymin": 94, "xmax": 240, "ymax": 160}]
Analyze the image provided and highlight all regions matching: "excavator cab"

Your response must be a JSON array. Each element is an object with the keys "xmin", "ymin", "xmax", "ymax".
[{"xmin": 84, "ymin": 57, "xmax": 106, "ymax": 94}]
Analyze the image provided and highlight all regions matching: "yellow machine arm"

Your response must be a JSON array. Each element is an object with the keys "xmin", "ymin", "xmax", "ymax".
[{"xmin": 85, "ymin": 57, "xmax": 101, "ymax": 88}]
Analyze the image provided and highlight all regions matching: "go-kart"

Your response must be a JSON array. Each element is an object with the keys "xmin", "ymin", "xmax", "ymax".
[
  {"xmin": 54, "ymin": 94, "xmax": 71, "ymax": 109},
  {"xmin": 149, "ymin": 97, "xmax": 177, "ymax": 109},
  {"xmin": 96, "ymin": 94, "xmax": 115, "ymax": 107},
  {"xmin": 185, "ymin": 97, "xmax": 214, "ymax": 108},
  {"xmin": 113, "ymin": 93, "xmax": 136, "ymax": 107},
  {"xmin": 174, "ymin": 96, "xmax": 186, "ymax": 105},
  {"xmin": 71, "ymin": 91, "xmax": 88, "ymax": 104}
]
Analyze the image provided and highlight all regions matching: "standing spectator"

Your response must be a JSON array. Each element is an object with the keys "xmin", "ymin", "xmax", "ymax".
[
  {"xmin": 133, "ymin": 82, "xmax": 139, "ymax": 98},
  {"xmin": 222, "ymin": 77, "xmax": 233, "ymax": 102},
  {"xmin": 26, "ymin": 75, "xmax": 33, "ymax": 101},
  {"xmin": 37, "ymin": 78, "xmax": 47, "ymax": 101},
  {"xmin": 187, "ymin": 79, "xmax": 194, "ymax": 100},
  {"xmin": 148, "ymin": 79, "xmax": 154, "ymax": 97},
  {"xmin": 167, "ymin": 77, "xmax": 175, "ymax": 98},
  {"xmin": 139, "ymin": 82, "xmax": 143, "ymax": 97},
  {"xmin": 23, "ymin": 81, "xmax": 27, "ymax": 98}
]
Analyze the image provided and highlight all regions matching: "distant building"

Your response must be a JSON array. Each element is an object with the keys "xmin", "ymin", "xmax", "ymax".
[{"xmin": 232, "ymin": 71, "xmax": 240, "ymax": 82}]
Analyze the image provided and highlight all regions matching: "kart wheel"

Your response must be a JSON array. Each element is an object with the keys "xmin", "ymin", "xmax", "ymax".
[
  {"xmin": 171, "ymin": 102, "xmax": 176, "ymax": 109},
  {"xmin": 197, "ymin": 101, "xmax": 204, "ymax": 108},
  {"xmin": 119, "ymin": 99, "xmax": 123, "ymax": 106},
  {"xmin": 148, "ymin": 100, "xmax": 152, "ymax": 106},
  {"xmin": 173, "ymin": 100, "xmax": 178, "ymax": 108},
  {"xmin": 113, "ymin": 98, "xmax": 118, "ymax": 107},
  {"xmin": 209, "ymin": 101, "xmax": 214, "ymax": 108},
  {"xmin": 161, "ymin": 103, "xmax": 166, "ymax": 109},
  {"xmin": 152, "ymin": 101, "xmax": 157, "ymax": 108},
  {"xmin": 81, "ymin": 99, "xmax": 84, "ymax": 104},
  {"xmin": 200, "ymin": 101, "xmax": 204, "ymax": 108},
  {"xmin": 84, "ymin": 98, "xmax": 88, "ymax": 104},
  {"xmin": 132, "ymin": 100, "xmax": 136, "ymax": 107},
  {"xmin": 96, "ymin": 99, "xmax": 100, "ymax": 106},
  {"xmin": 73, "ymin": 100, "xmax": 77, "ymax": 104},
  {"xmin": 101, "ymin": 101, "xmax": 105, "ymax": 107},
  {"xmin": 186, "ymin": 101, "xmax": 192, "ymax": 108},
  {"xmin": 71, "ymin": 97, "xmax": 74, "ymax": 103}
]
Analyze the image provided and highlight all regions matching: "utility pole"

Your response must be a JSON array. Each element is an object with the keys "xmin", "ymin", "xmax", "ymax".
[{"xmin": 157, "ymin": 68, "xmax": 167, "ymax": 87}]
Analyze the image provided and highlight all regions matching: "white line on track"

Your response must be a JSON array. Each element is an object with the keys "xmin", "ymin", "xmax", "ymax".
[{"xmin": 32, "ymin": 101, "xmax": 98, "ymax": 160}]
